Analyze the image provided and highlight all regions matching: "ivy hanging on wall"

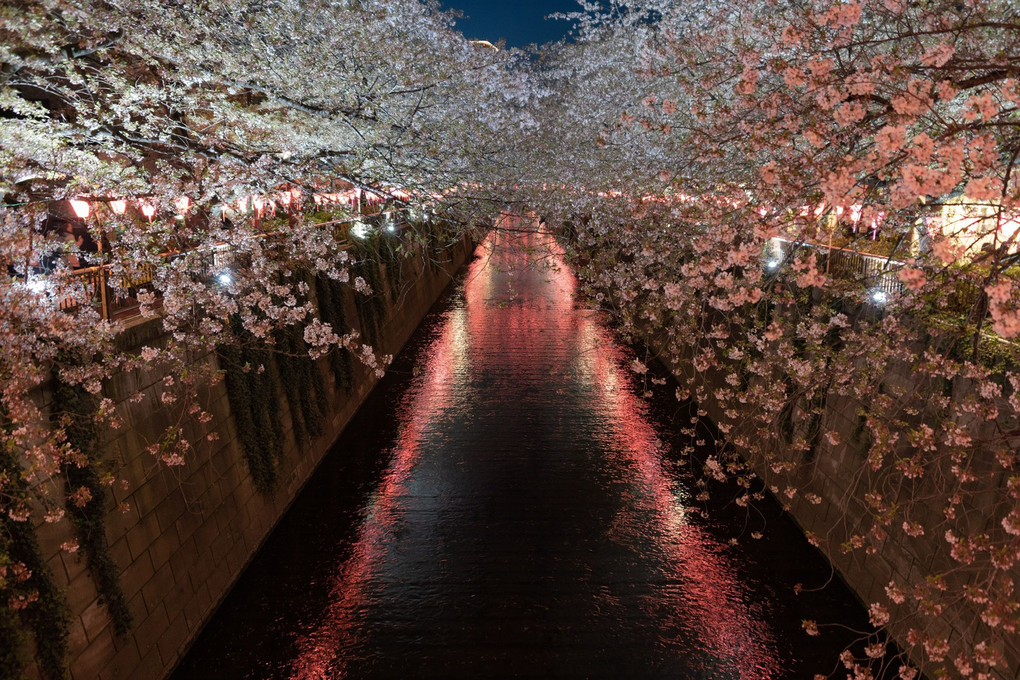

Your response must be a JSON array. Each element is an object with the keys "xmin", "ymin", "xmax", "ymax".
[
  {"xmin": 424, "ymin": 223, "xmax": 440, "ymax": 275},
  {"xmin": 274, "ymin": 326, "xmax": 309, "ymax": 447},
  {"xmin": 381, "ymin": 239, "xmax": 403, "ymax": 305},
  {"xmin": 218, "ymin": 317, "xmax": 285, "ymax": 494},
  {"xmin": 352, "ymin": 240, "xmax": 388, "ymax": 348},
  {"xmin": 0, "ymin": 412, "xmax": 70, "ymax": 680},
  {"xmin": 314, "ymin": 274, "xmax": 353, "ymax": 393},
  {"xmin": 430, "ymin": 218, "xmax": 457, "ymax": 268},
  {"xmin": 275, "ymin": 320, "xmax": 328, "ymax": 446},
  {"xmin": 52, "ymin": 362, "xmax": 132, "ymax": 637}
]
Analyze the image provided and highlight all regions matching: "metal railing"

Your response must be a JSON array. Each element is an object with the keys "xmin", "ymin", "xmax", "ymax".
[{"xmin": 766, "ymin": 237, "xmax": 906, "ymax": 297}]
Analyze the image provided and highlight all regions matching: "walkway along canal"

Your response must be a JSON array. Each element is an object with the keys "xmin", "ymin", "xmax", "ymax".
[{"xmin": 172, "ymin": 217, "xmax": 878, "ymax": 679}]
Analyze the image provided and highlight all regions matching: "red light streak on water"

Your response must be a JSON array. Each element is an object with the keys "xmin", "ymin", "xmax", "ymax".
[
  {"xmin": 521, "ymin": 223, "xmax": 782, "ymax": 678},
  {"xmin": 288, "ymin": 219, "xmax": 781, "ymax": 678},
  {"xmin": 578, "ymin": 314, "xmax": 782, "ymax": 679},
  {"xmin": 287, "ymin": 268, "xmax": 476, "ymax": 679}
]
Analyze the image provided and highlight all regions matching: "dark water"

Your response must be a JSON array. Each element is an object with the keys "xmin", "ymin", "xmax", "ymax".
[{"xmin": 172, "ymin": 221, "xmax": 873, "ymax": 679}]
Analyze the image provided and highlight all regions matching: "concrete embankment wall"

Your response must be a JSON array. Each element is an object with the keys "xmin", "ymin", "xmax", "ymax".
[{"xmin": 33, "ymin": 234, "xmax": 475, "ymax": 680}]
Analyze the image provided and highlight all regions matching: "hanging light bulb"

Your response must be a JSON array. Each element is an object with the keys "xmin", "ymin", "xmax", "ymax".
[{"xmin": 110, "ymin": 200, "xmax": 127, "ymax": 215}]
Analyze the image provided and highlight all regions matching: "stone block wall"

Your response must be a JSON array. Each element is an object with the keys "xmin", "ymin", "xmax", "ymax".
[{"xmin": 31, "ymin": 234, "xmax": 475, "ymax": 680}]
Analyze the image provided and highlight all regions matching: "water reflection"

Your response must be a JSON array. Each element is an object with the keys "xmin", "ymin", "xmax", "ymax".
[
  {"xmin": 174, "ymin": 216, "xmax": 869, "ymax": 680},
  {"xmin": 288, "ymin": 220, "xmax": 779, "ymax": 679}
]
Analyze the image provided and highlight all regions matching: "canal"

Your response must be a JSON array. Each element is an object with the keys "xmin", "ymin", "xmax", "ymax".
[{"xmin": 172, "ymin": 218, "xmax": 875, "ymax": 679}]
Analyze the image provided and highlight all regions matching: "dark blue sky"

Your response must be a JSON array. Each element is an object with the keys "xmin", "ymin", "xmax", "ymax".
[{"xmin": 440, "ymin": 0, "xmax": 582, "ymax": 48}]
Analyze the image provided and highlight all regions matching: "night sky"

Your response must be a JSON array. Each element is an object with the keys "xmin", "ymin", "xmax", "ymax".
[{"xmin": 439, "ymin": 0, "xmax": 582, "ymax": 48}]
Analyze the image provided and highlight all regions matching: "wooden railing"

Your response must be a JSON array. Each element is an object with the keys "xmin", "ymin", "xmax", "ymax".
[
  {"xmin": 43, "ymin": 261, "xmax": 158, "ymax": 320},
  {"xmin": 26, "ymin": 207, "xmax": 423, "ymax": 322}
]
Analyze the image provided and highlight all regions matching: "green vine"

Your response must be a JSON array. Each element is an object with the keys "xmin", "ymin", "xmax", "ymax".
[
  {"xmin": 0, "ymin": 416, "xmax": 70, "ymax": 680},
  {"xmin": 52, "ymin": 364, "xmax": 132, "ymax": 638},
  {"xmin": 381, "ymin": 239, "xmax": 403, "ymax": 304},
  {"xmin": 352, "ymin": 241, "xmax": 388, "ymax": 347},
  {"xmin": 314, "ymin": 274, "xmax": 353, "ymax": 392},
  {"xmin": 274, "ymin": 328, "xmax": 309, "ymax": 447},
  {"xmin": 219, "ymin": 318, "xmax": 284, "ymax": 493},
  {"xmin": 275, "ymin": 322, "xmax": 328, "ymax": 445}
]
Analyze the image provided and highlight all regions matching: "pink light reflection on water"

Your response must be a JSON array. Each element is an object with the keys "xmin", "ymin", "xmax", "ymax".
[
  {"xmin": 287, "ymin": 269, "xmax": 475, "ymax": 680},
  {"xmin": 577, "ymin": 311, "xmax": 782, "ymax": 679},
  {"xmin": 287, "ymin": 218, "xmax": 781, "ymax": 679}
]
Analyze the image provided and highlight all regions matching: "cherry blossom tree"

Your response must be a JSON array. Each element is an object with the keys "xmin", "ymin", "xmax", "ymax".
[
  {"xmin": 1, "ymin": 1, "xmax": 537, "ymax": 674},
  {"xmin": 6, "ymin": 0, "xmax": 1020, "ymax": 677},
  {"xmin": 518, "ymin": 0, "xmax": 1020, "ymax": 678}
]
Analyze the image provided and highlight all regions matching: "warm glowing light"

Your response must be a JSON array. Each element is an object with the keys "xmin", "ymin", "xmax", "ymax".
[
  {"xmin": 69, "ymin": 199, "xmax": 90, "ymax": 219},
  {"xmin": 141, "ymin": 203, "xmax": 156, "ymax": 219},
  {"xmin": 469, "ymin": 39, "xmax": 499, "ymax": 52},
  {"xmin": 835, "ymin": 205, "xmax": 845, "ymax": 218},
  {"xmin": 351, "ymin": 221, "xmax": 371, "ymax": 239},
  {"xmin": 871, "ymin": 289, "xmax": 889, "ymax": 305},
  {"xmin": 1000, "ymin": 217, "xmax": 1020, "ymax": 240},
  {"xmin": 850, "ymin": 204, "xmax": 863, "ymax": 223},
  {"xmin": 217, "ymin": 271, "xmax": 232, "ymax": 286},
  {"xmin": 110, "ymin": 200, "xmax": 127, "ymax": 215},
  {"xmin": 26, "ymin": 278, "xmax": 48, "ymax": 294},
  {"xmin": 870, "ymin": 211, "xmax": 885, "ymax": 239},
  {"xmin": 175, "ymin": 196, "xmax": 191, "ymax": 214}
]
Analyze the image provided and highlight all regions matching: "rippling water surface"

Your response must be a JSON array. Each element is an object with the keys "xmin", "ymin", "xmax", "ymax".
[{"xmin": 173, "ymin": 220, "xmax": 871, "ymax": 679}]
